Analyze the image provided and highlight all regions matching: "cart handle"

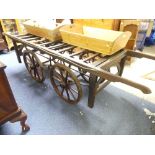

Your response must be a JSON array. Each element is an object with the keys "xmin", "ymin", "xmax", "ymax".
[
  {"xmin": 91, "ymin": 50, "xmax": 155, "ymax": 94},
  {"xmin": 127, "ymin": 50, "xmax": 155, "ymax": 60},
  {"xmin": 94, "ymin": 68, "xmax": 152, "ymax": 94}
]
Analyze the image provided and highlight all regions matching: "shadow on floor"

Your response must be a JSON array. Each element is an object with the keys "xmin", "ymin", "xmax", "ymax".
[{"xmin": 0, "ymin": 51, "xmax": 155, "ymax": 135}]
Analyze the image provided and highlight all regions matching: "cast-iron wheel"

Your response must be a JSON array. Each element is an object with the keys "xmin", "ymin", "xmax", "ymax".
[
  {"xmin": 50, "ymin": 63, "xmax": 82, "ymax": 104},
  {"xmin": 23, "ymin": 50, "xmax": 45, "ymax": 82}
]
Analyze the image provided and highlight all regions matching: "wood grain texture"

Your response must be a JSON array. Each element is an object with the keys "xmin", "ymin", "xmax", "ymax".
[
  {"xmin": 60, "ymin": 24, "xmax": 131, "ymax": 55},
  {"xmin": 0, "ymin": 68, "xmax": 18, "ymax": 121},
  {"xmin": 0, "ymin": 62, "xmax": 30, "ymax": 132},
  {"xmin": 23, "ymin": 20, "xmax": 63, "ymax": 41}
]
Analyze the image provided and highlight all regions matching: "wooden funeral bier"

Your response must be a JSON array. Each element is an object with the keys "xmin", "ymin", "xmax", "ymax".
[
  {"xmin": 23, "ymin": 20, "xmax": 63, "ymax": 41},
  {"xmin": 60, "ymin": 24, "xmax": 131, "ymax": 55}
]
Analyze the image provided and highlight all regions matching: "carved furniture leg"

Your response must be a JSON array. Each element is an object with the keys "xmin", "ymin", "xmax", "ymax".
[{"xmin": 10, "ymin": 108, "xmax": 30, "ymax": 132}]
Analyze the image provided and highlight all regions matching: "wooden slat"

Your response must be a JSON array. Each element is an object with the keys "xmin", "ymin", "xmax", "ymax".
[
  {"xmin": 70, "ymin": 49, "xmax": 85, "ymax": 57},
  {"xmin": 39, "ymin": 42, "xmax": 52, "ymax": 46},
  {"xmin": 91, "ymin": 52, "xmax": 122, "ymax": 67},
  {"xmin": 33, "ymin": 39, "xmax": 46, "ymax": 44},
  {"xmin": 48, "ymin": 43, "xmax": 67, "ymax": 49},
  {"xmin": 25, "ymin": 37, "xmax": 41, "ymax": 41},
  {"xmin": 52, "ymin": 44, "xmax": 71, "ymax": 50},
  {"xmin": 58, "ymin": 46, "xmax": 75, "ymax": 53},
  {"xmin": 15, "ymin": 34, "xmax": 33, "ymax": 37},
  {"xmin": 19, "ymin": 35, "xmax": 36, "ymax": 39},
  {"xmin": 92, "ymin": 56, "xmax": 109, "ymax": 67},
  {"xmin": 98, "ymin": 50, "xmax": 126, "ymax": 69},
  {"xmin": 83, "ymin": 53, "xmax": 100, "ymax": 62}
]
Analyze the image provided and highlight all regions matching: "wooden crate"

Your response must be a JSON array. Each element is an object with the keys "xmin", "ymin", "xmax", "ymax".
[
  {"xmin": 23, "ymin": 20, "xmax": 63, "ymax": 41},
  {"xmin": 73, "ymin": 19, "xmax": 120, "ymax": 31},
  {"xmin": 60, "ymin": 24, "xmax": 131, "ymax": 55}
]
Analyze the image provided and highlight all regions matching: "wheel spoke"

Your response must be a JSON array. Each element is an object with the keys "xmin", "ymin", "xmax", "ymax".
[
  {"xmin": 53, "ymin": 72, "xmax": 64, "ymax": 83},
  {"xmin": 67, "ymin": 79, "xmax": 75, "ymax": 85},
  {"xmin": 56, "ymin": 84, "xmax": 61, "ymax": 87},
  {"xmin": 28, "ymin": 54, "xmax": 32, "ymax": 62},
  {"xmin": 30, "ymin": 68, "xmax": 35, "ymax": 76},
  {"xmin": 54, "ymin": 71, "xmax": 61, "ymax": 78},
  {"xmin": 77, "ymin": 74, "xmax": 81, "ymax": 78},
  {"xmin": 68, "ymin": 89, "xmax": 76, "ymax": 100},
  {"xmin": 35, "ymin": 68, "xmax": 40, "ymax": 80},
  {"xmin": 32, "ymin": 56, "xmax": 36, "ymax": 66},
  {"xmin": 53, "ymin": 76, "xmax": 63, "ymax": 84},
  {"xmin": 50, "ymin": 63, "xmax": 82, "ymax": 104},
  {"xmin": 26, "ymin": 61, "xmax": 32, "ymax": 66},
  {"xmin": 26, "ymin": 57, "xmax": 31, "ymax": 64},
  {"xmin": 61, "ymin": 87, "xmax": 65, "ymax": 95},
  {"xmin": 23, "ymin": 51, "xmax": 44, "ymax": 82},
  {"xmin": 60, "ymin": 68, "xmax": 64, "ymax": 78},
  {"xmin": 65, "ymin": 71, "xmax": 69, "ymax": 83},
  {"xmin": 33, "ymin": 66, "xmax": 37, "ymax": 78},
  {"xmin": 70, "ymin": 87, "xmax": 78, "ymax": 94},
  {"xmin": 65, "ymin": 88, "xmax": 70, "ymax": 100}
]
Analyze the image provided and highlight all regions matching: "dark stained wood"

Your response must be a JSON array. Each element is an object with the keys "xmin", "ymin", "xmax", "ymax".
[
  {"xmin": 0, "ymin": 61, "xmax": 30, "ymax": 132},
  {"xmin": 88, "ymin": 74, "xmax": 98, "ymax": 108},
  {"xmin": 12, "ymin": 40, "xmax": 22, "ymax": 63},
  {"xmin": 48, "ymin": 43, "xmax": 68, "ymax": 49},
  {"xmin": 127, "ymin": 51, "xmax": 155, "ymax": 60},
  {"xmin": 83, "ymin": 53, "xmax": 100, "ymax": 62},
  {"xmin": 6, "ymin": 32, "xmax": 153, "ymax": 95},
  {"xmin": 23, "ymin": 50, "xmax": 45, "ymax": 82},
  {"xmin": 70, "ymin": 49, "xmax": 85, "ymax": 57},
  {"xmin": 57, "ymin": 46, "xmax": 75, "ymax": 53},
  {"xmin": 3, "ymin": 32, "xmax": 155, "ymax": 108},
  {"xmin": 50, "ymin": 63, "xmax": 82, "ymax": 104}
]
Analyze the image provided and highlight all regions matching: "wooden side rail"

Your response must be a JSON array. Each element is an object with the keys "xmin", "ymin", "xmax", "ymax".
[
  {"xmin": 127, "ymin": 51, "xmax": 155, "ymax": 60},
  {"xmin": 95, "ymin": 69, "xmax": 151, "ymax": 94}
]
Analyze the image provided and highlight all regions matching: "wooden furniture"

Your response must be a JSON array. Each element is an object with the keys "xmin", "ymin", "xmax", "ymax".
[
  {"xmin": 120, "ymin": 20, "xmax": 140, "ymax": 51},
  {"xmin": 4, "ymin": 32, "xmax": 155, "ymax": 108},
  {"xmin": 73, "ymin": 19, "xmax": 121, "ymax": 31},
  {"xmin": 0, "ymin": 19, "xmax": 27, "ymax": 50},
  {"xmin": 0, "ymin": 61, "xmax": 30, "ymax": 132}
]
